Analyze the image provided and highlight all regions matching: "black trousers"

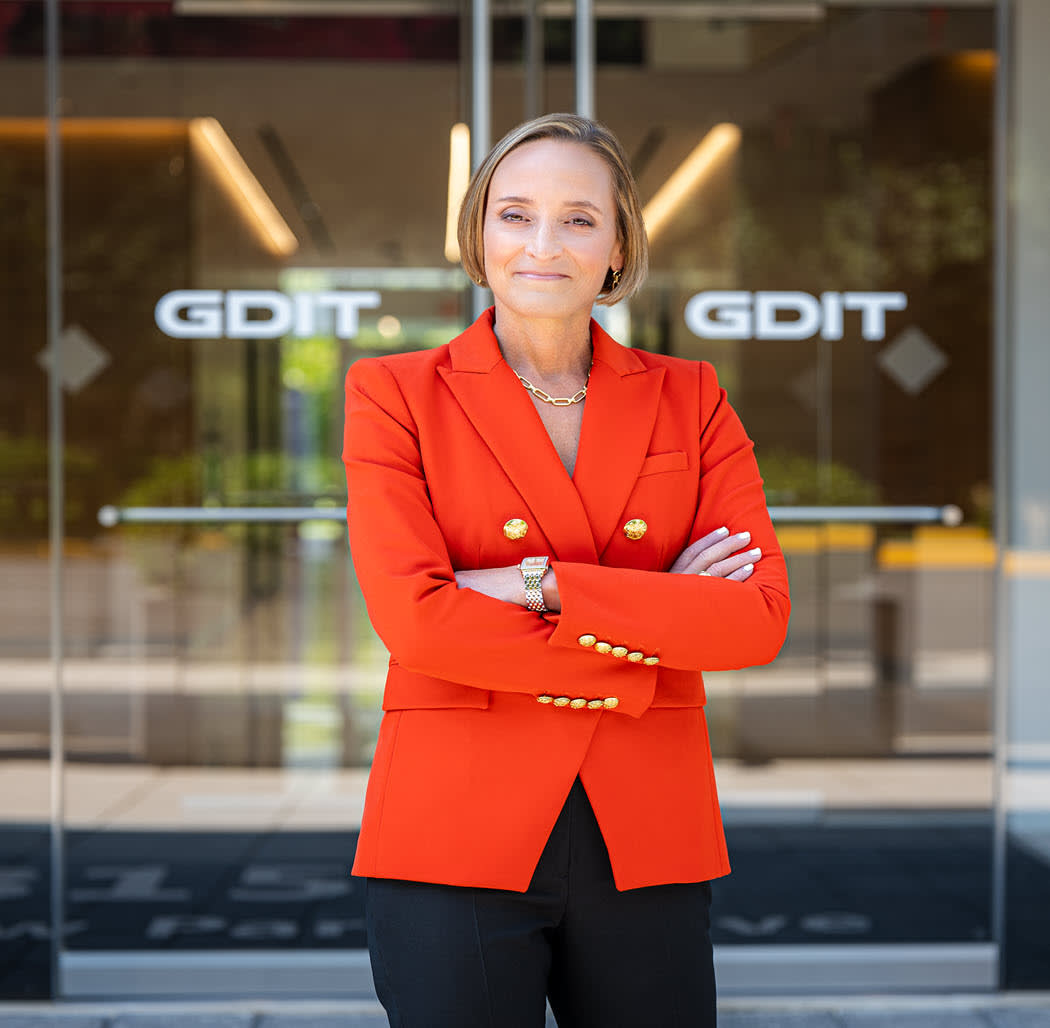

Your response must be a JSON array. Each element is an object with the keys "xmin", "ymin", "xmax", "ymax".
[{"xmin": 364, "ymin": 778, "xmax": 717, "ymax": 1028}]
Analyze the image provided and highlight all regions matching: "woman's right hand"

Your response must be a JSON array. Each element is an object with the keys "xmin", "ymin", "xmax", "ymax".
[{"xmin": 669, "ymin": 526, "xmax": 762, "ymax": 582}]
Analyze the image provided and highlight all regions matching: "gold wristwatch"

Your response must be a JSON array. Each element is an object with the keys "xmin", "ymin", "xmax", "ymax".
[{"xmin": 519, "ymin": 556, "xmax": 550, "ymax": 612}]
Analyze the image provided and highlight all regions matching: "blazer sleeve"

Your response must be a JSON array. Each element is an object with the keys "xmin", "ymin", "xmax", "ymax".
[
  {"xmin": 547, "ymin": 360, "xmax": 790, "ymax": 672},
  {"xmin": 343, "ymin": 357, "xmax": 659, "ymax": 718}
]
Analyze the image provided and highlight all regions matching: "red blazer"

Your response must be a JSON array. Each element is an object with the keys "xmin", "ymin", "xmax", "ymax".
[{"xmin": 343, "ymin": 309, "xmax": 790, "ymax": 892}]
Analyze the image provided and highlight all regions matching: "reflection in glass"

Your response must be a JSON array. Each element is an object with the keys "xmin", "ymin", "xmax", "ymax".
[
  {"xmin": 0, "ymin": 0, "xmax": 1010, "ymax": 991},
  {"xmin": 599, "ymin": 6, "xmax": 996, "ymax": 957}
]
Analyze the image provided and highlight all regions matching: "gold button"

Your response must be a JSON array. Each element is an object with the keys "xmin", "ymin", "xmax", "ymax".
[
  {"xmin": 569, "ymin": 698, "xmax": 587, "ymax": 709},
  {"xmin": 587, "ymin": 699, "xmax": 604, "ymax": 710},
  {"xmin": 578, "ymin": 634, "xmax": 597, "ymax": 648},
  {"xmin": 603, "ymin": 697, "xmax": 619, "ymax": 710},
  {"xmin": 503, "ymin": 518, "xmax": 528, "ymax": 541},
  {"xmin": 611, "ymin": 646, "xmax": 629, "ymax": 659},
  {"xmin": 623, "ymin": 518, "xmax": 648, "ymax": 541},
  {"xmin": 537, "ymin": 694, "xmax": 554, "ymax": 704},
  {"xmin": 643, "ymin": 656, "xmax": 660, "ymax": 666},
  {"xmin": 553, "ymin": 696, "xmax": 570, "ymax": 707},
  {"xmin": 594, "ymin": 641, "xmax": 613, "ymax": 654},
  {"xmin": 627, "ymin": 651, "xmax": 643, "ymax": 662}
]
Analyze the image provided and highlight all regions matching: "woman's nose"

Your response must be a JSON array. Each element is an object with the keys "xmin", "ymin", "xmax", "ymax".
[{"xmin": 525, "ymin": 219, "xmax": 562, "ymax": 257}]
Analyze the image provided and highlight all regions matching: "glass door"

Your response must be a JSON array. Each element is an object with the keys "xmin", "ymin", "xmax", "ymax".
[
  {"xmin": 37, "ymin": 3, "xmax": 467, "ymax": 996},
  {"xmin": 0, "ymin": 0, "xmax": 51, "ymax": 999},
  {"xmin": 594, "ymin": 3, "xmax": 997, "ymax": 991},
  {"xmin": 0, "ymin": 0, "xmax": 1003, "ymax": 1001}
]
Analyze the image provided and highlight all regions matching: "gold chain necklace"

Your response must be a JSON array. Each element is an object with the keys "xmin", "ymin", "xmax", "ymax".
[{"xmin": 516, "ymin": 372, "xmax": 590, "ymax": 407}]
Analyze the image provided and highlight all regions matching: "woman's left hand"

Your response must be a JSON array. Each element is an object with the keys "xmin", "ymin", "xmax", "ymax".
[{"xmin": 669, "ymin": 526, "xmax": 761, "ymax": 582}]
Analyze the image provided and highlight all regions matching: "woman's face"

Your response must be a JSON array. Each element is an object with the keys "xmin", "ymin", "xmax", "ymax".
[{"xmin": 482, "ymin": 139, "xmax": 623, "ymax": 324}]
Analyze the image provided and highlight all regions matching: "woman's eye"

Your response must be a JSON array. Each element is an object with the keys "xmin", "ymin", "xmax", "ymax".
[
  {"xmin": 569, "ymin": 216, "xmax": 594, "ymax": 227},
  {"xmin": 500, "ymin": 211, "xmax": 526, "ymax": 222}
]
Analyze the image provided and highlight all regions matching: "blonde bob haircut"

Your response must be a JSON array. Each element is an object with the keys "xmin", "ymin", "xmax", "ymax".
[{"xmin": 457, "ymin": 113, "xmax": 649, "ymax": 307}]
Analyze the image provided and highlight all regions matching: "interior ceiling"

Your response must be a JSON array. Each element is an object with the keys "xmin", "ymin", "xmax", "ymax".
[{"xmin": 0, "ymin": 5, "xmax": 994, "ymax": 270}]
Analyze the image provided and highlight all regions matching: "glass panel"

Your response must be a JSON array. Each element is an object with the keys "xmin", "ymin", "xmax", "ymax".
[
  {"xmin": 6, "ymin": 0, "xmax": 1007, "ymax": 997},
  {"xmin": 48, "ymin": 6, "xmax": 465, "ymax": 972},
  {"xmin": 0, "ymin": 0, "xmax": 53, "ymax": 999},
  {"xmin": 598, "ymin": 5, "xmax": 996, "ymax": 954},
  {"xmin": 1003, "ymin": 0, "xmax": 1050, "ymax": 991}
]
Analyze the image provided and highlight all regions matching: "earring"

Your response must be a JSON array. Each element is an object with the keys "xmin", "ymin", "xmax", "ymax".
[{"xmin": 611, "ymin": 268, "xmax": 622, "ymax": 288}]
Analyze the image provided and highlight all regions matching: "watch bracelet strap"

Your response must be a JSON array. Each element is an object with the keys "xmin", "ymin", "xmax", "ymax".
[{"xmin": 522, "ymin": 570, "xmax": 546, "ymax": 612}]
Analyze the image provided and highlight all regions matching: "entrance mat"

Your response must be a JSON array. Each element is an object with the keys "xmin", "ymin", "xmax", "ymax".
[{"xmin": 2, "ymin": 819, "xmax": 1048, "ymax": 995}]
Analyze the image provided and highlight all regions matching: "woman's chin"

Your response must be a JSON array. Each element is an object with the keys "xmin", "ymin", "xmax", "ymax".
[{"xmin": 496, "ymin": 289, "xmax": 592, "ymax": 322}]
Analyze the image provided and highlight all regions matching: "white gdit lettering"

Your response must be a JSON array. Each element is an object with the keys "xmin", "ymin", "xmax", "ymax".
[
  {"xmin": 821, "ymin": 291, "xmax": 844, "ymax": 340},
  {"xmin": 316, "ymin": 291, "xmax": 379, "ymax": 339},
  {"xmin": 225, "ymin": 290, "xmax": 294, "ymax": 339},
  {"xmin": 155, "ymin": 290, "xmax": 223, "ymax": 338},
  {"xmin": 684, "ymin": 290, "xmax": 907, "ymax": 341},
  {"xmin": 683, "ymin": 291, "xmax": 751, "ymax": 340},
  {"xmin": 843, "ymin": 291, "xmax": 908, "ymax": 340},
  {"xmin": 154, "ymin": 290, "xmax": 381, "ymax": 340},
  {"xmin": 755, "ymin": 291, "xmax": 822, "ymax": 340}
]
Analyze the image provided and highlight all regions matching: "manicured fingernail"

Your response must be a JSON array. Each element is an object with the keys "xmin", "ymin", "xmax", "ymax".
[
  {"xmin": 715, "ymin": 526, "xmax": 729, "ymax": 537},
  {"xmin": 736, "ymin": 531, "xmax": 751, "ymax": 542},
  {"xmin": 741, "ymin": 563, "xmax": 754, "ymax": 574},
  {"xmin": 749, "ymin": 547, "xmax": 762, "ymax": 558}
]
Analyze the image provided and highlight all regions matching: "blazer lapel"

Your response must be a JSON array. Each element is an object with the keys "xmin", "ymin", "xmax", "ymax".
[
  {"xmin": 573, "ymin": 321, "xmax": 666, "ymax": 556},
  {"xmin": 438, "ymin": 311, "xmax": 599, "ymax": 564}
]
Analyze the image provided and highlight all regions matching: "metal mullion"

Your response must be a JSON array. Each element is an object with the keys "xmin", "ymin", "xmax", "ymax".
[
  {"xmin": 990, "ymin": 0, "xmax": 1014, "ymax": 988},
  {"xmin": 45, "ymin": 0, "xmax": 66, "ymax": 996},
  {"xmin": 471, "ymin": 0, "xmax": 491, "ymax": 321},
  {"xmin": 524, "ymin": 0, "xmax": 543, "ymax": 120},
  {"xmin": 574, "ymin": 0, "xmax": 594, "ymax": 118}
]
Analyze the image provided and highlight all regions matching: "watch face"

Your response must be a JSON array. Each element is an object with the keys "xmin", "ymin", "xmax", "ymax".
[{"xmin": 521, "ymin": 556, "xmax": 548, "ymax": 572}]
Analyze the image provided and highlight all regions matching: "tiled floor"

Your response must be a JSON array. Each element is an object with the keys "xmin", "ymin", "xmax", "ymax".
[{"xmin": 1, "ymin": 997, "xmax": 1050, "ymax": 1027}]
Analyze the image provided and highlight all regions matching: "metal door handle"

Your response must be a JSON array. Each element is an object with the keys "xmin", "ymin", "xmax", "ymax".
[{"xmin": 98, "ymin": 504, "xmax": 964, "ymax": 526}]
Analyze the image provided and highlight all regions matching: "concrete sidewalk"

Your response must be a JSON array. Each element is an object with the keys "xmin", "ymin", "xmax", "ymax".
[{"xmin": 0, "ymin": 996, "xmax": 1049, "ymax": 1027}]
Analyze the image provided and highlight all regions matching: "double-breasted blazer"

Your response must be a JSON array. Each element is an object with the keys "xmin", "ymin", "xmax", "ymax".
[{"xmin": 343, "ymin": 309, "xmax": 790, "ymax": 893}]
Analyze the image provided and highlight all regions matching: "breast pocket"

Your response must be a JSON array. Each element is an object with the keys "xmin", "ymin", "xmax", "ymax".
[{"xmin": 638, "ymin": 450, "xmax": 689, "ymax": 477}]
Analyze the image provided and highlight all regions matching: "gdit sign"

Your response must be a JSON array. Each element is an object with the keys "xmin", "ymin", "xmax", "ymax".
[
  {"xmin": 685, "ymin": 290, "xmax": 907, "ymax": 341},
  {"xmin": 155, "ymin": 290, "xmax": 381, "ymax": 340}
]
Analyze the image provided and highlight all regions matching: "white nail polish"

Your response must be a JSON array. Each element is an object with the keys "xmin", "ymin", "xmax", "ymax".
[
  {"xmin": 749, "ymin": 547, "xmax": 762, "ymax": 558},
  {"xmin": 741, "ymin": 563, "xmax": 754, "ymax": 574},
  {"xmin": 716, "ymin": 526, "xmax": 729, "ymax": 537},
  {"xmin": 737, "ymin": 531, "xmax": 751, "ymax": 541}
]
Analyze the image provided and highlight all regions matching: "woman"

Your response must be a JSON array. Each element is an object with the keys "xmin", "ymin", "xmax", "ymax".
[{"xmin": 343, "ymin": 113, "xmax": 790, "ymax": 1028}]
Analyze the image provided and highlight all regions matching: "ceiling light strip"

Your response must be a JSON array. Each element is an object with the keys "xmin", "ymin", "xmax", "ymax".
[
  {"xmin": 445, "ymin": 123, "xmax": 471, "ymax": 263},
  {"xmin": 642, "ymin": 122, "xmax": 741, "ymax": 243},
  {"xmin": 189, "ymin": 116, "xmax": 298, "ymax": 258}
]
